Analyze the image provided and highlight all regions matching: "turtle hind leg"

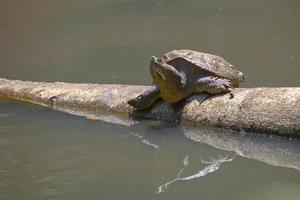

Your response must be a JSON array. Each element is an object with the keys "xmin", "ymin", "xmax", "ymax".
[
  {"xmin": 128, "ymin": 85, "xmax": 161, "ymax": 110},
  {"xmin": 195, "ymin": 76, "xmax": 232, "ymax": 94}
]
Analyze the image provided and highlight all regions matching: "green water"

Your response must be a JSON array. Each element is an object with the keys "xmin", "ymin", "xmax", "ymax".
[{"xmin": 0, "ymin": 0, "xmax": 300, "ymax": 199}]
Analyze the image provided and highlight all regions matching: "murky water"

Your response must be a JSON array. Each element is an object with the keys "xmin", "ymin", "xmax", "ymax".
[{"xmin": 0, "ymin": 0, "xmax": 300, "ymax": 199}]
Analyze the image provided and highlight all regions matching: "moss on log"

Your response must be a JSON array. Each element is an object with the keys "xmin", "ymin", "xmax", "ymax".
[{"xmin": 0, "ymin": 78, "xmax": 299, "ymax": 136}]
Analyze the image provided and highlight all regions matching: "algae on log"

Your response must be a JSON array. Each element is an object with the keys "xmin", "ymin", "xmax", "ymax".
[{"xmin": 0, "ymin": 78, "xmax": 299, "ymax": 136}]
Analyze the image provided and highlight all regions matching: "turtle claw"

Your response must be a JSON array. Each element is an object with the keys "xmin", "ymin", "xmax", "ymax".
[
  {"xmin": 216, "ymin": 79, "xmax": 232, "ymax": 93},
  {"xmin": 196, "ymin": 76, "xmax": 233, "ymax": 94},
  {"xmin": 218, "ymin": 78, "xmax": 231, "ymax": 88}
]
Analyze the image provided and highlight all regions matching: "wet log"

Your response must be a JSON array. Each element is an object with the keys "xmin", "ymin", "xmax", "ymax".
[{"xmin": 0, "ymin": 78, "xmax": 299, "ymax": 136}]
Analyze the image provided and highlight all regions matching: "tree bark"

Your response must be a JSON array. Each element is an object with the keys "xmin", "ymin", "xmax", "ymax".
[{"xmin": 0, "ymin": 78, "xmax": 299, "ymax": 136}]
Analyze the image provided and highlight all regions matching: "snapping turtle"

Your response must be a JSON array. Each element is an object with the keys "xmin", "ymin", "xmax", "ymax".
[{"xmin": 128, "ymin": 49, "xmax": 245, "ymax": 110}]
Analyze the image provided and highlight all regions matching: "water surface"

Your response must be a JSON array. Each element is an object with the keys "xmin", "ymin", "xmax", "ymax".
[{"xmin": 0, "ymin": 0, "xmax": 300, "ymax": 199}]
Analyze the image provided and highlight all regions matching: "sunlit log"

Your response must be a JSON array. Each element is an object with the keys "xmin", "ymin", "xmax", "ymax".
[{"xmin": 0, "ymin": 78, "xmax": 299, "ymax": 136}]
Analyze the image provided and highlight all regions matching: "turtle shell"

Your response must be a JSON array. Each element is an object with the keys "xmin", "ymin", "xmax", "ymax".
[{"xmin": 161, "ymin": 49, "xmax": 243, "ymax": 81}]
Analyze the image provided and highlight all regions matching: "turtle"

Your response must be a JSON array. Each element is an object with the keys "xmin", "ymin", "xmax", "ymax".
[{"xmin": 128, "ymin": 49, "xmax": 245, "ymax": 110}]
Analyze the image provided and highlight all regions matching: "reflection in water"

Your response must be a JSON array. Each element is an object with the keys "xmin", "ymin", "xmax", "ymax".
[
  {"xmin": 47, "ymin": 105, "xmax": 300, "ymax": 172},
  {"xmin": 183, "ymin": 127, "xmax": 300, "ymax": 171},
  {"xmin": 1, "ymin": 98, "xmax": 300, "ymax": 200},
  {"xmin": 66, "ymin": 107, "xmax": 300, "ymax": 172},
  {"xmin": 52, "ymin": 106, "xmax": 137, "ymax": 127},
  {"xmin": 157, "ymin": 154, "xmax": 235, "ymax": 193},
  {"xmin": 129, "ymin": 132, "xmax": 159, "ymax": 149}
]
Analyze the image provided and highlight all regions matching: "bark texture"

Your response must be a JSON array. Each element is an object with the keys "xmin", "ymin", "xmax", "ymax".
[{"xmin": 0, "ymin": 78, "xmax": 299, "ymax": 136}]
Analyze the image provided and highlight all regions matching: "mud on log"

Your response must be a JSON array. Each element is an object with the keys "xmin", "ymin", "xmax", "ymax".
[{"xmin": 0, "ymin": 78, "xmax": 299, "ymax": 136}]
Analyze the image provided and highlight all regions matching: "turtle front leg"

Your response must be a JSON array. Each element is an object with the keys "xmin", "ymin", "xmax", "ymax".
[
  {"xmin": 128, "ymin": 85, "xmax": 161, "ymax": 110},
  {"xmin": 195, "ymin": 76, "xmax": 232, "ymax": 94}
]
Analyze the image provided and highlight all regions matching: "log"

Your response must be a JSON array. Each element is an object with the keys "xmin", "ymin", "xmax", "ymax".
[{"xmin": 0, "ymin": 78, "xmax": 299, "ymax": 136}]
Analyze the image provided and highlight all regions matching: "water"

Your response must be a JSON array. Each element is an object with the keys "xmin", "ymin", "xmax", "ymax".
[{"xmin": 0, "ymin": 0, "xmax": 300, "ymax": 199}]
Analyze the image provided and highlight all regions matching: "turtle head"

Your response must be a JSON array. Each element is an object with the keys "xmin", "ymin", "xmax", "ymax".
[
  {"xmin": 235, "ymin": 70, "xmax": 246, "ymax": 82},
  {"xmin": 149, "ymin": 56, "xmax": 183, "ymax": 89},
  {"xmin": 237, "ymin": 71, "xmax": 246, "ymax": 82}
]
